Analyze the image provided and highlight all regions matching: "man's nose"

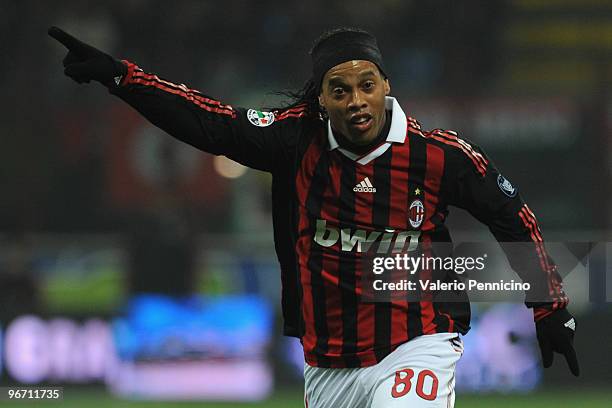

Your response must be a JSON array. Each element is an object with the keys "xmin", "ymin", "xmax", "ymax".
[{"xmin": 347, "ymin": 90, "xmax": 367, "ymax": 111}]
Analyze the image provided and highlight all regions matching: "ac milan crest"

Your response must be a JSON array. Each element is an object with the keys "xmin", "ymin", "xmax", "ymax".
[{"xmin": 409, "ymin": 199, "xmax": 425, "ymax": 228}]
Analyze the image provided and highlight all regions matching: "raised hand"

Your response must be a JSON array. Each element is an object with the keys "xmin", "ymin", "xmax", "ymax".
[{"xmin": 48, "ymin": 26, "xmax": 125, "ymax": 85}]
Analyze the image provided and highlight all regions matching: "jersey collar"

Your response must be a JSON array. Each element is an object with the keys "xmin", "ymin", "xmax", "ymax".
[{"xmin": 327, "ymin": 97, "xmax": 407, "ymax": 164}]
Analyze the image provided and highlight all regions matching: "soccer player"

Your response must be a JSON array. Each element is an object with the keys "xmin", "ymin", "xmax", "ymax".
[{"xmin": 49, "ymin": 26, "xmax": 579, "ymax": 407}]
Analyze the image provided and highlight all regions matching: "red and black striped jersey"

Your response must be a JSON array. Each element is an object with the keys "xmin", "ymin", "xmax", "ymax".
[{"xmin": 111, "ymin": 61, "xmax": 568, "ymax": 368}]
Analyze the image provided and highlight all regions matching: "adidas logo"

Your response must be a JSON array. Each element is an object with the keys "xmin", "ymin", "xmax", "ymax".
[
  {"xmin": 353, "ymin": 177, "xmax": 376, "ymax": 193},
  {"xmin": 114, "ymin": 75, "xmax": 123, "ymax": 86},
  {"xmin": 564, "ymin": 318, "xmax": 576, "ymax": 331}
]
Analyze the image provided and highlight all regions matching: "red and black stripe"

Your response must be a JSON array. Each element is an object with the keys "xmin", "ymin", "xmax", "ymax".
[
  {"xmin": 428, "ymin": 130, "xmax": 487, "ymax": 176},
  {"xmin": 275, "ymin": 105, "xmax": 308, "ymax": 121},
  {"xmin": 406, "ymin": 133, "xmax": 426, "ymax": 338},
  {"xmin": 319, "ymin": 158, "xmax": 344, "ymax": 365},
  {"xmin": 371, "ymin": 147, "xmax": 393, "ymax": 362},
  {"xmin": 387, "ymin": 139, "xmax": 412, "ymax": 349},
  {"xmin": 337, "ymin": 155, "xmax": 361, "ymax": 367},
  {"xmin": 295, "ymin": 136, "xmax": 326, "ymax": 366},
  {"xmin": 518, "ymin": 204, "xmax": 568, "ymax": 311},
  {"xmin": 305, "ymin": 153, "xmax": 332, "ymax": 367},
  {"xmin": 353, "ymin": 156, "xmax": 377, "ymax": 366},
  {"xmin": 122, "ymin": 61, "xmax": 235, "ymax": 117},
  {"xmin": 423, "ymin": 143, "xmax": 457, "ymax": 333}
]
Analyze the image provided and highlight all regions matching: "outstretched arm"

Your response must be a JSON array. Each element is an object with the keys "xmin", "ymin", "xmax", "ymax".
[
  {"xmin": 48, "ymin": 26, "xmax": 303, "ymax": 173},
  {"xmin": 444, "ymin": 130, "xmax": 579, "ymax": 376}
]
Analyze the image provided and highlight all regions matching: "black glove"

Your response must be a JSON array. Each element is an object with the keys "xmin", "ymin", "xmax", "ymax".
[
  {"xmin": 48, "ymin": 26, "xmax": 126, "ymax": 86},
  {"xmin": 535, "ymin": 308, "xmax": 579, "ymax": 376}
]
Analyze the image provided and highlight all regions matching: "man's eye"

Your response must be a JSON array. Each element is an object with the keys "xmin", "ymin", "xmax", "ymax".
[
  {"xmin": 363, "ymin": 81, "xmax": 375, "ymax": 89},
  {"xmin": 333, "ymin": 88, "xmax": 345, "ymax": 95}
]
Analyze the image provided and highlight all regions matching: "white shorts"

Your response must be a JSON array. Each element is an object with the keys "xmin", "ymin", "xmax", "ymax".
[{"xmin": 304, "ymin": 333, "xmax": 463, "ymax": 408}]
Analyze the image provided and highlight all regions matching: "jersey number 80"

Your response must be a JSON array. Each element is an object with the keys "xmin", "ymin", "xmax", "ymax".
[{"xmin": 391, "ymin": 368, "xmax": 439, "ymax": 401}]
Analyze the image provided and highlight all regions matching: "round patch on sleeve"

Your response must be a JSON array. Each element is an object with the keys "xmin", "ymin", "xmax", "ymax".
[
  {"xmin": 497, "ymin": 174, "xmax": 517, "ymax": 197},
  {"xmin": 247, "ymin": 109, "xmax": 275, "ymax": 127}
]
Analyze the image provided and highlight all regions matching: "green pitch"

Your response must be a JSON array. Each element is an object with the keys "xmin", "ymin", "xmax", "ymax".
[{"xmin": 1, "ymin": 388, "xmax": 609, "ymax": 408}]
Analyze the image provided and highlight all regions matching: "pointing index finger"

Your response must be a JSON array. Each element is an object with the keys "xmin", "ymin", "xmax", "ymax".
[
  {"xmin": 48, "ymin": 26, "xmax": 84, "ymax": 52},
  {"xmin": 563, "ymin": 347, "xmax": 580, "ymax": 376}
]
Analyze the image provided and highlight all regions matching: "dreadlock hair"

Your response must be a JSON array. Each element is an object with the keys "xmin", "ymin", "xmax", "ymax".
[
  {"xmin": 271, "ymin": 78, "xmax": 321, "ymax": 118},
  {"xmin": 270, "ymin": 27, "xmax": 375, "ymax": 118}
]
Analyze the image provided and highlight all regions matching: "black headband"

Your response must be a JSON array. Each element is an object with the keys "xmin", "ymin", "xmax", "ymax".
[{"xmin": 311, "ymin": 30, "xmax": 387, "ymax": 93}]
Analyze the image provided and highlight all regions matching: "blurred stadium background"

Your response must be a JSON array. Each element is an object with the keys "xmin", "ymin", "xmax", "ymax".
[{"xmin": 1, "ymin": 0, "xmax": 611, "ymax": 406}]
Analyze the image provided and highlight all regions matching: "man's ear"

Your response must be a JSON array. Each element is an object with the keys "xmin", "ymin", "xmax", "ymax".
[
  {"xmin": 384, "ymin": 79, "xmax": 391, "ymax": 95},
  {"xmin": 318, "ymin": 94, "xmax": 325, "ymax": 109}
]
